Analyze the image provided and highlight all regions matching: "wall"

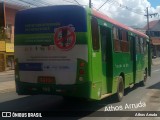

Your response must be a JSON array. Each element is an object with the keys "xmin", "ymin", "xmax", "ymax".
[{"xmin": 5, "ymin": 7, "xmax": 18, "ymax": 25}]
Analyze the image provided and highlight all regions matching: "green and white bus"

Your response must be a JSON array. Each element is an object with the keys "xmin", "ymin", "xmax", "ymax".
[{"xmin": 14, "ymin": 5, "xmax": 151, "ymax": 101}]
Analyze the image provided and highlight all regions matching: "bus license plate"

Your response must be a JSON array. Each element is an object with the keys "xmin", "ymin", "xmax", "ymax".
[{"xmin": 38, "ymin": 76, "xmax": 55, "ymax": 84}]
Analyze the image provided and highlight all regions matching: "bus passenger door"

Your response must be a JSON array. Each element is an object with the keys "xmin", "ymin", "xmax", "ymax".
[
  {"xmin": 129, "ymin": 36, "xmax": 136, "ymax": 83},
  {"xmin": 90, "ymin": 17, "xmax": 103, "ymax": 99},
  {"xmin": 100, "ymin": 26, "xmax": 111, "ymax": 94}
]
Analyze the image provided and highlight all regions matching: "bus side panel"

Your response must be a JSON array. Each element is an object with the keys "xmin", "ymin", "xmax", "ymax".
[
  {"xmin": 90, "ymin": 35, "xmax": 103, "ymax": 99},
  {"xmin": 112, "ymin": 53, "xmax": 132, "ymax": 90}
]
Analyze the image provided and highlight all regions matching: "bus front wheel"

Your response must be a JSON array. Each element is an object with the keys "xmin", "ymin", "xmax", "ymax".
[{"xmin": 114, "ymin": 76, "xmax": 124, "ymax": 102}]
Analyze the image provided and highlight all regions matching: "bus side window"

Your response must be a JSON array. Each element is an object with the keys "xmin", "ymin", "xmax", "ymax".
[
  {"xmin": 136, "ymin": 36, "xmax": 140, "ymax": 53},
  {"xmin": 118, "ymin": 28, "xmax": 122, "ymax": 40},
  {"xmin": 113, "ymin": 26, "xmax": 121, "ymax": 52},
  {"xmin": 121, "ymin": 30, "xmax": 129, "ymax": 52},
  {"xmin": 91, "ymin": 17, "xmax": 100, "ymax": 51},
  {"xmin": 140, "ymin": 37, "xmax": 144, "ymax": 54},
  {"xmin": 138, "ymin": 37, "xmax": 141, "ymax": 53},
  {"xmin": 143, "ymin": 39, "xmax": 147, "ymax": 54}
]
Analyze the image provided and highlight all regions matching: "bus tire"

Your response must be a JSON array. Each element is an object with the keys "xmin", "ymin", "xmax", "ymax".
[
  {"xmin": 114, "ymin": 76, "xmax": 124, "ymax": 102},
  {"xmin": 140, "ymin": 70, "xmax": 147, "ymax": 86}
]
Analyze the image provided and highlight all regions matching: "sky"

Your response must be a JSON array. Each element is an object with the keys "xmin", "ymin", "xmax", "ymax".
[
  {"xmin": 45, "ymin": 0, "xmax": 160, "ymax": 28},
  {"xmin": 148, "ymin": 0, "xmax": 160, "ymax": 8},
  {"xmin": 2, "ymin": 0, "xmax": 160, "ymax": 28}
]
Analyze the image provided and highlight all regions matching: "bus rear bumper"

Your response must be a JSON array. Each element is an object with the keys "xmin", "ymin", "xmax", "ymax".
[{"xmin": 15, "ymin": 81, "xmax": 92, "ymax": 99}]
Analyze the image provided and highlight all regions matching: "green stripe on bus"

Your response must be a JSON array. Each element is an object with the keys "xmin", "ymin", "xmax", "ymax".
[{"xmin": 15, "ymin": 32, "xmax": 88, "ymax": 45}]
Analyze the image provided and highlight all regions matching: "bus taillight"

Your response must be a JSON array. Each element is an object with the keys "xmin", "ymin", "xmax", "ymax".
[
  {"xmin": 79, "ymin": 69, "xmax": 85, "ymax": 75},
  {"xmin": 78, "ymin": 60, "xmax": 87, "ymax": 82},
  {"xmin": 80, "ymin": 62, "xmax": 85, "ymax": 67}
]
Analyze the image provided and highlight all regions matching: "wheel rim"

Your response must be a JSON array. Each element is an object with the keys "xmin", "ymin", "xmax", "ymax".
[
  {"xmin": 143, "ymin": 71, "xmax": 147, "ymax": 83},
  {"xmin": 118, "ymin": 80, "xmax": 124, "ymax": 98}
]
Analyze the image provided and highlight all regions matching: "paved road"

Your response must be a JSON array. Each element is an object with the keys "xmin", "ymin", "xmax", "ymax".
[
  {"xmin": 0, "ymin": 65, "xmax": 160, "ymax": 120},
  {"xmin": 0, "ymin": 75, "xmax": 14, "ymax": 82},
  {"xmin": 0, "ymin": 70, "xmax": 15, "ymax": 94}
]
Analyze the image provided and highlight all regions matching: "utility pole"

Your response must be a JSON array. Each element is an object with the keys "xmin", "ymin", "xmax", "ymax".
[
  {"xmin": 144, "ymin": 7, "xmax": 158, "ymax": 76},
  {"xmin": 146, "ymin": 7, "xmax": 150, "ymax": 35},
  {"xmin": 89, "ymin": 0, "xmax": 91, "ymax": 8},
  {"xmin": 144, "ymin": 7, "xmax": 158, "ymax": 36}
]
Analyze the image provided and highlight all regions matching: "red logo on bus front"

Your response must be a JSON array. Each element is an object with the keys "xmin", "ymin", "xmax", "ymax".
[{"xmin": 54, "ymin": 25, "xmax": 76, "ymax": 51}]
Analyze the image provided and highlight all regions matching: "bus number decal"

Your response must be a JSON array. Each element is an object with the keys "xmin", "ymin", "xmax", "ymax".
[{"xmin": 54, "ymin": 25, "xmax": 76, "ymax": 51}]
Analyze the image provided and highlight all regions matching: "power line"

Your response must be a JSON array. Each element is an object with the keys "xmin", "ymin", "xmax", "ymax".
[
  {"xmin": 73, "ymin": 0, "xmax": 80, "ymax": 5},
  {"xmin": 26, "ymin": 0, "xmax": 47, "ymax": 7},
  {"xmin": 5, "ymin": 0, "xmax": 32, "ymax": 8},
  {"xmin": 18, "ymin": 0, "xmax": 39, "ymax": 7},
  {"xmin": 44, "ymin": 0, "xmax": 58, "ymax": 5},
  {"xmin": 91, "ymin": 0, "xmax": 145, "ymax": 16},
  {"xmin": 104, "ymin": 0, "xmax": 145, "ymax": 15},
  {"xmin": 62, "ymin": 0, "xmax": 75, "ymax": 4},
  {"xmin": 112, "ymin": 1, "xmax": 144, "ymax": 15},
  {"xmin": 108, "ymin": 0, "xmax": 116, "ymax": 6},
  {"xmin": 33, "ymin": 0, "xmax": 53, "ymax": 6},
  {"xmin": 97, "ymin": 0, "xmax": 109, "ymax": 11}
]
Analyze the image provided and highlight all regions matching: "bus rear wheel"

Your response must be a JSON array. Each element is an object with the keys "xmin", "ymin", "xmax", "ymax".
[
  {"xmin": 140, "ymin": 70, "xmax": 147, "ymax": 86},
  {"xmin": 114, "ymin": 76, "xmax": 124, "ymax": 102}
]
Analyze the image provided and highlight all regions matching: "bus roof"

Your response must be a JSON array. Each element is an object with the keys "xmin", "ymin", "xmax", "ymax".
[{"xmin": 92, "ymin": 9, "xmax": 148, "ymax": 38}]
